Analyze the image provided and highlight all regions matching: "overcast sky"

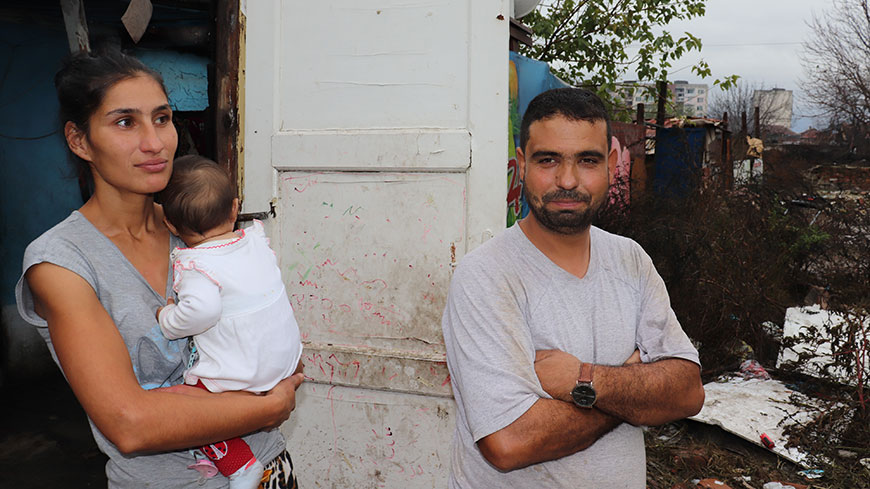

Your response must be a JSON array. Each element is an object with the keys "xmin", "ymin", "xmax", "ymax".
[{"xmin": 646, "ymin": 0, "xmax": 828, "ymax": 131}]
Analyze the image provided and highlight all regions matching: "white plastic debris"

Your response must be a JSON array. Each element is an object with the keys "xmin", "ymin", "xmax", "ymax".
[
  {"xmin": 777, "ymin": 305, "xmax": 869, "ymax": 385},
  {"xmin": 797, "ymin": 469, "xmax": 824, "ymax": 479},
  {"xmin": 690, "ymin": 375, "xmax": 844, "ymax": 466}
]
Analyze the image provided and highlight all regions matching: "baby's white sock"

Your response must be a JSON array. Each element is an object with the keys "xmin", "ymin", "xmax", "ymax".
[{"xmin": 228, "ymin": 458, "xmax": 265, "ymax": 489}]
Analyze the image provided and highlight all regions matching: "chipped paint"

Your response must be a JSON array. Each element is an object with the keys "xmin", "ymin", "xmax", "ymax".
[
  {"xmin": 243, "ymin": 1, "xmax": 509, "ymax": 486},
  {"xmin": 301, "ymin": 343, "xmax": 451, "ymax": 398}
]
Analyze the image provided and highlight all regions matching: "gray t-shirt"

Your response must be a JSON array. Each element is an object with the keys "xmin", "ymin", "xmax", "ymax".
[
  {"xmin": 442, "ymin": 224, "xmax": 700, "ymax": 489},
  {"xmin": 16, "ymin": 211, "xmax": 284, "ymax": 488}
]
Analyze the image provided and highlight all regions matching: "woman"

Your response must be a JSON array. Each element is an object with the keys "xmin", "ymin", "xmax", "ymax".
[{"xmin": 15, "ymin": 48, "xmax": 303, "ymax": 488}]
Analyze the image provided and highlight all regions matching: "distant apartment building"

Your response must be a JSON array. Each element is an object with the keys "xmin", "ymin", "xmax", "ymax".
[
  {"xmin": 618, "ymin": 83, "xmax": 656, "ymax": 107},
  {"xmin": 672, "ymin": 80, "xmax": 708, "ymax": 117},
  {"xmin": 615, "ymin": 80, "xmax": 709, "ymax": 118},
  {"xmin": 752, "ymin": 88, "xmax": 793, "ymax": 129}
]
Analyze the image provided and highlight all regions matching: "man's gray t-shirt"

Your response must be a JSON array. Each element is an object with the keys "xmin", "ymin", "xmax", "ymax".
[
  {"xmin": 16, "ymin": 211, "xmax": 284, "ymax": 488},
  {"xmin": 442, "ymin": 224, "xmax": 700, "ymax": 488}
]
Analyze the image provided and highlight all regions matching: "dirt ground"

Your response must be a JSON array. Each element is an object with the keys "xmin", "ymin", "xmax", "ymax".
[
  {"xmin": 0, "ymin": 370, "xmax": 859, "ymax": 488},
  {"xmin": 644, "ymin": 421, "xmax": 825, "ymax": 489},
  {"xmin": 0, "ymin": 369, "xmax": 107, "ymax": 488}
]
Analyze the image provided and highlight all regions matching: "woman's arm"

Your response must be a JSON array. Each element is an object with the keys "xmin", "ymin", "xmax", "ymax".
[{"xmin": 27, "ymin": 262, "xmax": 303, "ymax": 455}]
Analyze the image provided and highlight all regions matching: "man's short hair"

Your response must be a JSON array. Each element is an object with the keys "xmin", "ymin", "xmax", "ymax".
[
  {"xmin": 160, "ymin": 155, "xmax": 235, "ymax": 236},
  {"xmin": 519, "ymin": 88, "xmax": 612, "ymax": 151}
]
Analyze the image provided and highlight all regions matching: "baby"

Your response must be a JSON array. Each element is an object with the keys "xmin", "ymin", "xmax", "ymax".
[{"xmin": 157, "ymin": 155, "xmax": 302, "ymax": 489}]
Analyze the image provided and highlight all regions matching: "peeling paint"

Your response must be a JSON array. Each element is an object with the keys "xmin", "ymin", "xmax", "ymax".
[{"xmin": 301, "ymin": 343, "xmax": 451, "ymax": 398}]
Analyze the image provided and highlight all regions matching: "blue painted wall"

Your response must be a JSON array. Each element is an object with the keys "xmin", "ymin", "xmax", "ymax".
[
  {"xmin": 0, "ymin": 21, "xmax": 80, "ymax": 382},
  {"xmin": 136, "ymin": 49, "xmax": 209, "ymax": 112},
  {"xmin": 653, "ymin": 127, "xmax": 707, "ymax": 197},
  {"xmin": 0, "ymin": 28, "xmax": 211, "ymax": 306},
  {"xmin": 0, "ymin": 22, "xmax": 81, "ymax": 306},
  {"xmin": 0, "ymin": 21, "xmax": 209, "ymax": 383}
]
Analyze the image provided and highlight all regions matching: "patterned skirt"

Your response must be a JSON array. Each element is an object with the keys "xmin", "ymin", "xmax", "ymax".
[{"xmin": 260, "ymin": 450, "xmax": 298, "ymax": 489}]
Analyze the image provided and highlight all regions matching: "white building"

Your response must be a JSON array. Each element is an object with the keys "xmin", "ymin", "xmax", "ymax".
[
  {"xmin": 615, "ymin": 80, "xmax": 709, "ymax": 118},
  {"xmin": 672, "ymin": 80, "xmax": 709, "ymax": 117},
  {"xmin": 752, "ymin": 88, "xmax": 794, "ymax": 129},
  {"xmin": 619, "ymin": 82, "xmax": 656, "ymax": 107}
]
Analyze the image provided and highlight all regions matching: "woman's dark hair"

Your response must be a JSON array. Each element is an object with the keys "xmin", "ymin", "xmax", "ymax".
[
  {"xmin": 159, "ymin": 155, "xmax": 236, "ymax": 236},
  {"xmin": 55, "ymin": 48, "xmax": 169, "ymax": 200}
]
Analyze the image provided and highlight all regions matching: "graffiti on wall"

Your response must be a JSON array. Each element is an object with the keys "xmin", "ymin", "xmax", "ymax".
[
  {"xmin": 507, "ymin": 60, "xmax": 524, "ymax": 227},
  {"xmin": 608, "ymin": 136, "xmax": 632, "ymax": 208},
  {"xmin": 610, "ymin": 121, "xmax": 647, "ymax": 209}
]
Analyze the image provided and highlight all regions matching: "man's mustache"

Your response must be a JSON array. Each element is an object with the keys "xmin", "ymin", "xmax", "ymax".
[{"xmin": 542, "ymin": 189, "xmax": 592, "ymax": 204}]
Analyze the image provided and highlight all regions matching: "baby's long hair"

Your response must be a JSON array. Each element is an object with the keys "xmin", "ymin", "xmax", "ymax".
[{"xmin": 159, "ymin": 155, "xmax": 235, "ymax": 236}]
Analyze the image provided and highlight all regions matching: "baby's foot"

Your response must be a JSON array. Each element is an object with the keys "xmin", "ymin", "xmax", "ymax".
[{"xmin": 228, "ymin": 458, "xmax": 265, "ymax": 489}]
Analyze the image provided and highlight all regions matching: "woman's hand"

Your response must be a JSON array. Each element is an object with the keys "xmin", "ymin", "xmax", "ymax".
[{"xmin": 262, "ymin": 373, "xmax": 305, "ymax": 430}]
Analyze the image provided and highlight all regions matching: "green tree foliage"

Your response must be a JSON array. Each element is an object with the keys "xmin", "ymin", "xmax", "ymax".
[{"xmin": 520, "ymin": 0, "xmax": 737, "ymax": 92}]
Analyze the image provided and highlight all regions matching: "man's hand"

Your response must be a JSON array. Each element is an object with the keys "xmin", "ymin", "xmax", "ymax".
[
  {"xmin": 624, "ymin": 349, "xmax": 642, "ymax": 366},
  {"xmin": 534, "ymin": 350, "xmax": 580, "ymax": 403},
  {"xmin": 156, "ymin": 297, "xmax": 175, "ymax": 320},
  {"xmin": 535, "ymin": 349, "xmax": 643, "ymax": 403}
]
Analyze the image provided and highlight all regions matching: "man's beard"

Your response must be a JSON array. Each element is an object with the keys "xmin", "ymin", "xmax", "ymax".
[{"xmin": 523, "ymin": 186, "xmax": 605, "ymax": 235}]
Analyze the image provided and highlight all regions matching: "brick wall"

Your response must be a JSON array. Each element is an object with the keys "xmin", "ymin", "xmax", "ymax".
[{"xmin": 808, "ymin": 165, "xmax": 870, "ymax": 193}]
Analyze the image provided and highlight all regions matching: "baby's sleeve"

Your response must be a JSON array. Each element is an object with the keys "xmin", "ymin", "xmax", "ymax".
[{"xmin": 158, "ymin": 260, "xmax": 222, "ymax": 339}]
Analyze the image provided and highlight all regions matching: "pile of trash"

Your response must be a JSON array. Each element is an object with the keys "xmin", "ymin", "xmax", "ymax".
[{"xmin": 647, "ymin": 304, "xmax": 869, "ymax": 489}]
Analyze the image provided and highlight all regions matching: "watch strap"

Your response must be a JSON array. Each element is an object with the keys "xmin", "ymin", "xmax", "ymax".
[{"xmin": 578, "ymin": 362, "xmax": 594, "ymax": 384}]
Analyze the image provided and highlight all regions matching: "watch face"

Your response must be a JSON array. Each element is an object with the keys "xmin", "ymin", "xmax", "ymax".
[{"xmin": 571, "ymin": 383, "xmax": 596, "ymax": 407}]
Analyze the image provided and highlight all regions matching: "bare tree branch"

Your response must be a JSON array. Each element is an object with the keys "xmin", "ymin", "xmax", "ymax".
[{"xmin": 801, "ymin": 0, "xmax": 870, "ymax": 136}]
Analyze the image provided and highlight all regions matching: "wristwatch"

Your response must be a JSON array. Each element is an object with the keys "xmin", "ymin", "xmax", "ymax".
[{"xmin": 570, "ymin": 362, "xmax": 597, "ymax": 408}]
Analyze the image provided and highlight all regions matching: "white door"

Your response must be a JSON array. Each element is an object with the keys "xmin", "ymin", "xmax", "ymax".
[{"xmin": 241, "ymin": 1, "xmax": 508, "ymax": 486}]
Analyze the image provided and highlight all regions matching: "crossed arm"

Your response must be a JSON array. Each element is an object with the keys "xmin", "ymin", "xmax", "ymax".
[
  {"xmin": 27, "ymin": 263, "xmax": 304, "ymax": 455},
  {"xmin": 478, "ymin": 350, "xmax": 704, "ymax": 471}
]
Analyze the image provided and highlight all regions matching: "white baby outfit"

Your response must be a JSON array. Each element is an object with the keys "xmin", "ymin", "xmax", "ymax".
[{"xmin": 158, "ymin": 220, "xmax": 302, "ymax": 393}]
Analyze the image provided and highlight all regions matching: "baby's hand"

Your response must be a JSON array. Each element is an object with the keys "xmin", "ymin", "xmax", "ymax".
[{"xmin": 156, "ymin": 297, "xmax": 175, "ymax": 320}]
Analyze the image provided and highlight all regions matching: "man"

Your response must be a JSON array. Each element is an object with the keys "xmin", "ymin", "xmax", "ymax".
[{"xmin": 441, "ymin": 88, "xmax": 704, "ymax": 488}]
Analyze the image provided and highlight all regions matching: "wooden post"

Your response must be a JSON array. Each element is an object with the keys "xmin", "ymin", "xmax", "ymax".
[
  {"xmin": 634, "ymin": 103, "xmax": 647, "ymax": 195},
  {"xmin": 753, "ymin": 106, "xmax": 761, "ymax": 138},
  {"xmin": 656, "ymin": 80, "xmax": 667, "ymax": 126},
  {"xmin": 722, "ymin": 112, "xmax": 731, "ymax": 190},
  {"xmin": 215, "ymin": 0, "xmax": 242, "ymax": 200}
]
